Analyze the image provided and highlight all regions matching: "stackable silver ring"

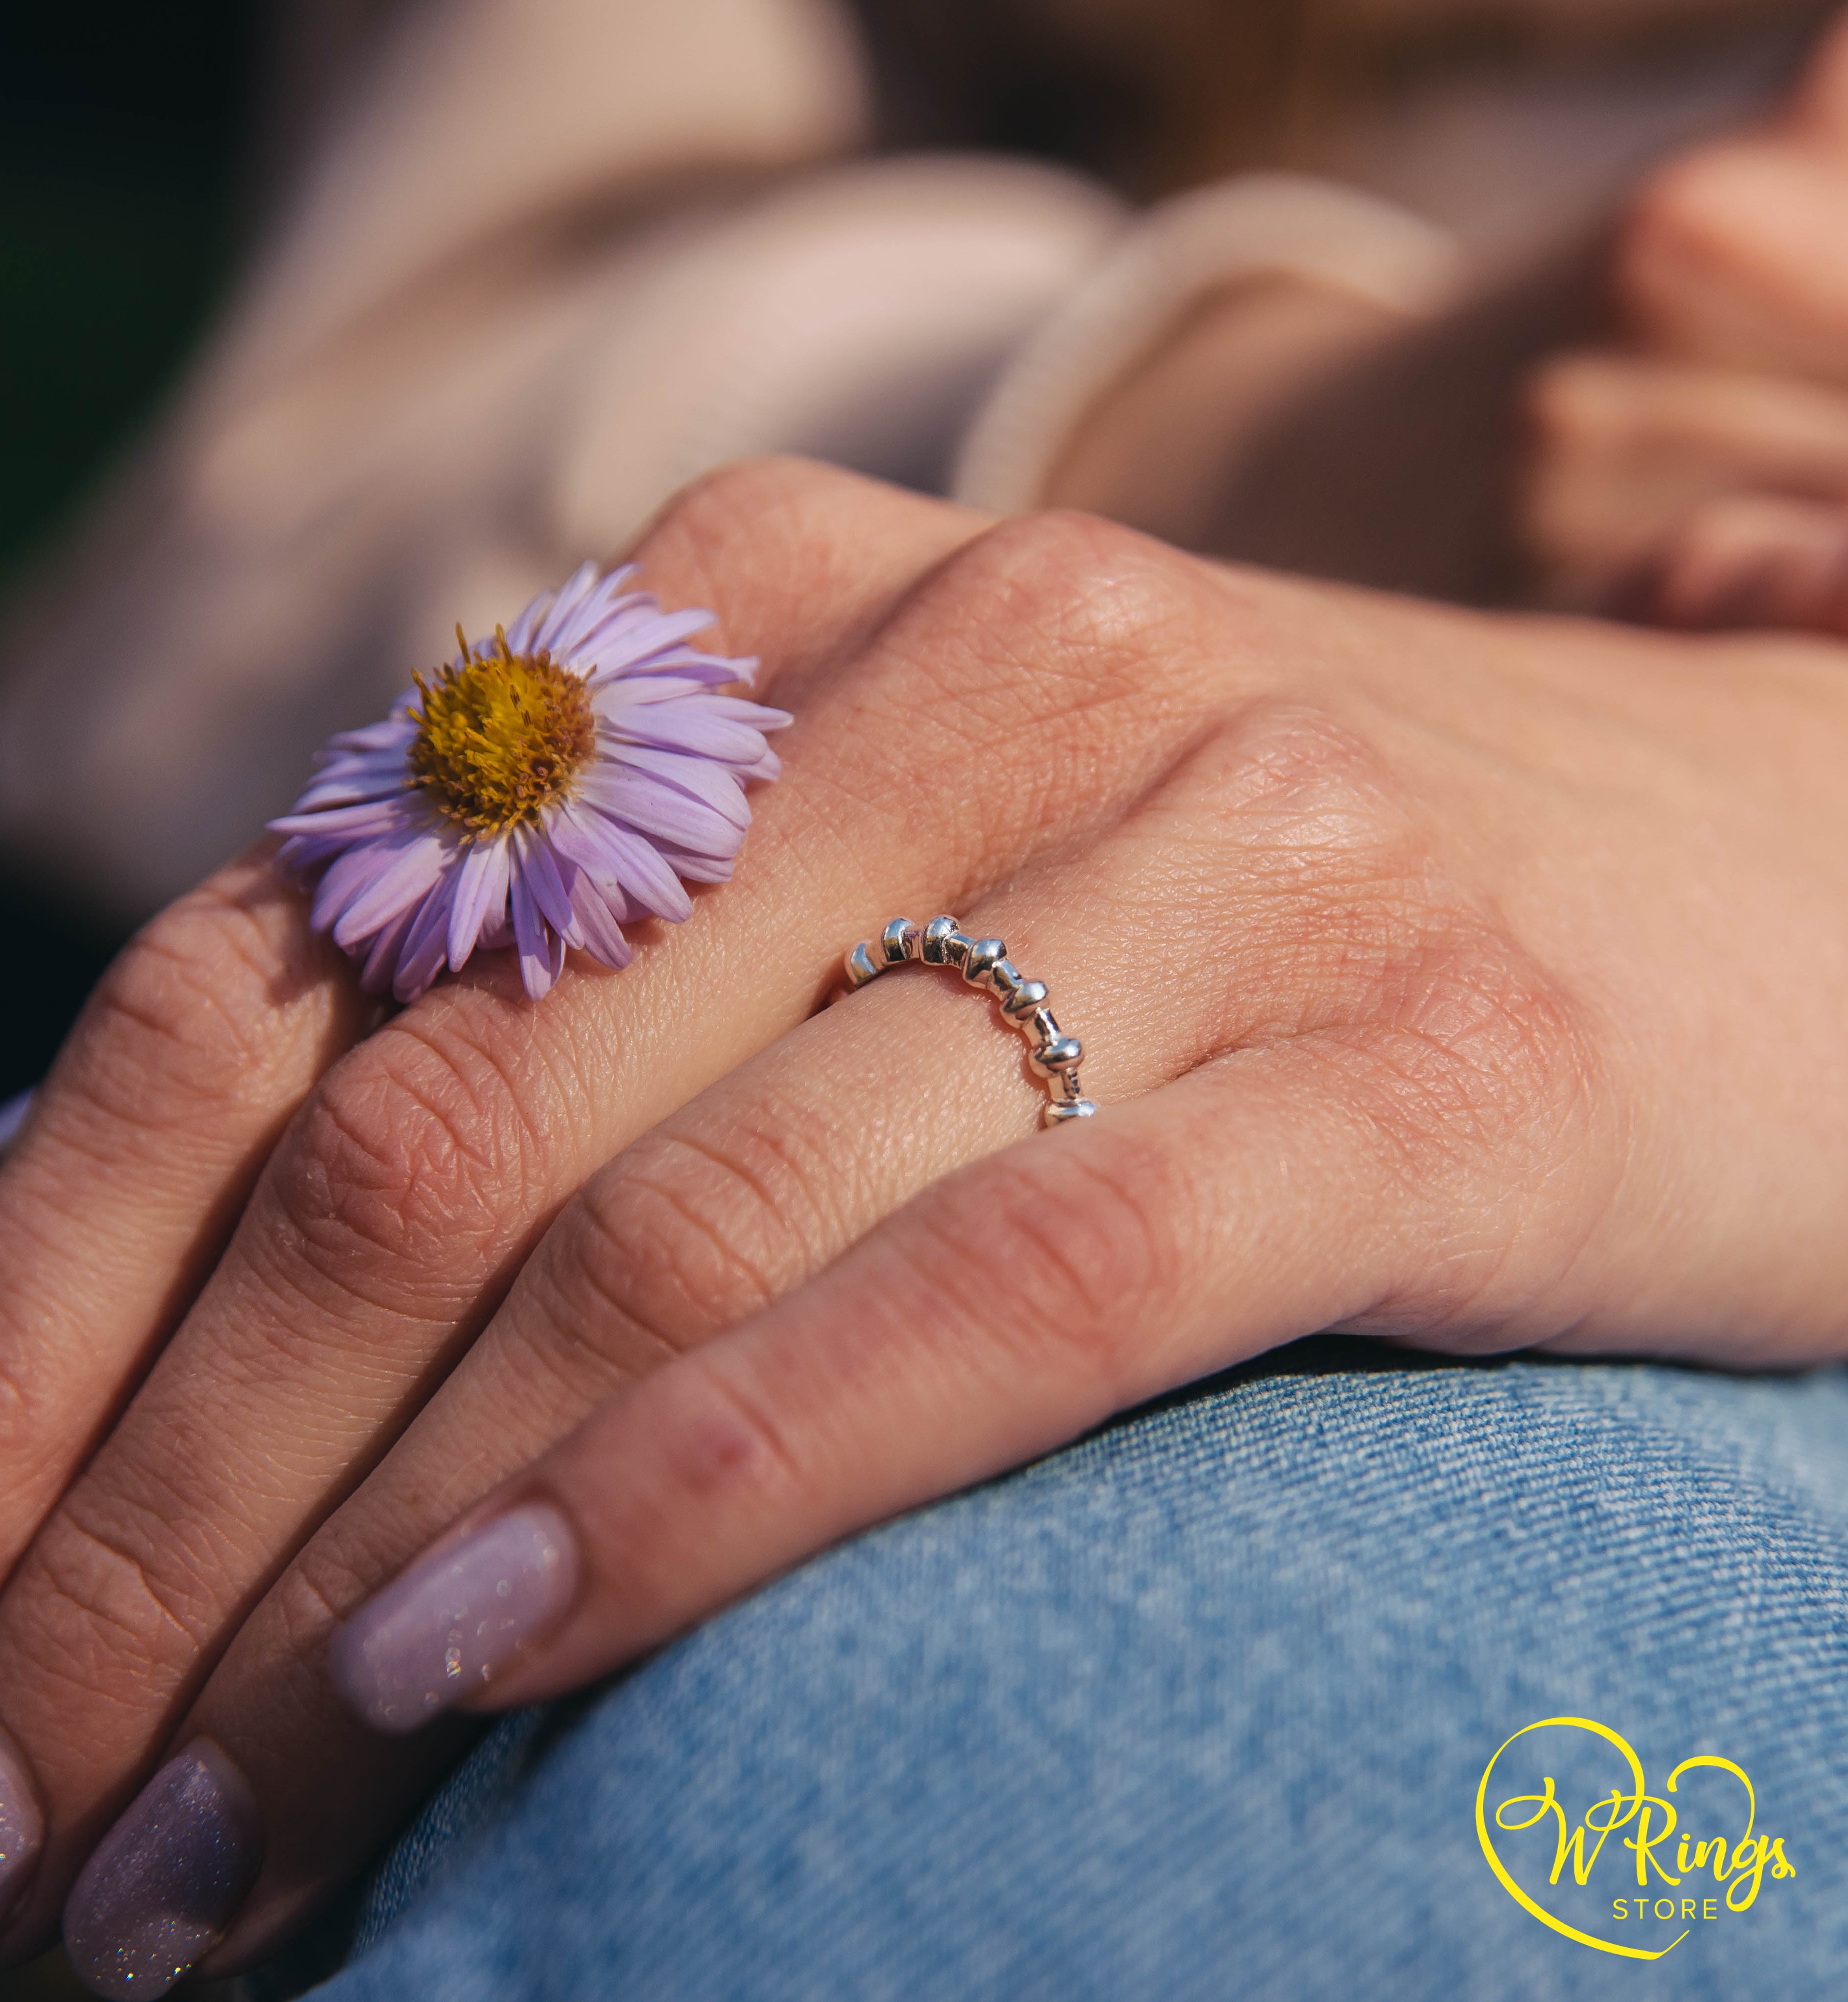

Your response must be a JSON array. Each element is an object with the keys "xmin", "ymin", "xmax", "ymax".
[{"xmin": 833, "ymin": 916, "xmax": 1097, "ymax": 1129}]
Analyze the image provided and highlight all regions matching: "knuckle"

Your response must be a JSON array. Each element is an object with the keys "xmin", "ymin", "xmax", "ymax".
[
  {"xmin": 264, "ymin": 1019, "xmax": 537, "ymax": 1298},
  {"xmin": 936, "ymin": 511, "xmax": 1198, "ymax": 684},
  {"xmin": 1206, "ymin": 696, "xmax": 1406, "ymax": 871},
  {"xmin": 1359, "ymin": 940, "xmax": 1593, "ymax": 1166},
  {"xmin": 655, "ymin": 455, "xmax": 852, "ymax": 532},
  {"xmin": 637, "ymin": 456, "xmax": 875, "ymax": 610},
  {"xmin": 7, "ymin": 1507, "xmax": 203, "ymax": 1710},
  {"xmin": 1254, "ymin": 907, "xmax": 1597, "ymax": 1230},
  {"xmin": 907, "ymin": 1141, "xmax": 1182, "ymax": 1393},
  {"xmin": 272, "ymin": 1538, "xmax": 377, "ymax": 1657},
  {"xmin": 870, "ymin": 511, "xmax": 1210, "ymax": 829},
  {"xmin": 60, "ymin": 876, "xmax": 302, "ymax": 1127},
  {"xmin": 1183, "ymin": 701, "xmax": 1597, "ymax": 1151},
  {"xmin": 529, "ymin": 1106, "xmax": 836, "ymax": 1386}
]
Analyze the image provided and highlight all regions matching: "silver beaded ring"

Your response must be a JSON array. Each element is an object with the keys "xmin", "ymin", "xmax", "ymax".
[{"xmin": 835, "ymin": 915, "xmax": 1097, "ymax": 1129}]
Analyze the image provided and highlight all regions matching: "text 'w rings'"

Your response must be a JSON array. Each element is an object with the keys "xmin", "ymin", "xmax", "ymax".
[{"xmin": 834, "ymin": 917, "xmax": 1097, "ymax": 1129}]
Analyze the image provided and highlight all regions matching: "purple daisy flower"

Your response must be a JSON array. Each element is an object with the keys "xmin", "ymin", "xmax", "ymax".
[{"xmin": 269, "ymin": 563, "xmax": 789, "ymax": 1001}]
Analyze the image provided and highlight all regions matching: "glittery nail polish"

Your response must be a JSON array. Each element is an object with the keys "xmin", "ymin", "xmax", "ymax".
[
  {"xmin": 332, "ymin": 1502, "xmax": 580, "ymax": 1734},
  {"xmin": 63, "ymin": 1740, "xmax": 262, "ymax": 2002},
  {"xmin": 0, "ymin": 1724, "xmax": 43, "ymax": 1923}
]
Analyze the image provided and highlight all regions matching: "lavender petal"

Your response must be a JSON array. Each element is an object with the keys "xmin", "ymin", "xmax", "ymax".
[
  {"xmin": 602, "ymin": 706, "xmax": 779, "ymax": 764},
  {"xmin": 392, "ymin": 879, "xmax": 458, "ymax": 1002},
  {"xmin": 530, "ymin": 560, "xmax": 603, "ymax": 654},
  {"xmin": 593, "ymin": 746, "xmax": 750, "ymax": 830},
  {"xmin": 510, "ymin": 873, "xmax": 557, "ymax": 1000},
  {"xmin": 504, "ymin": 582, "xmax": 559, "ymax": 655},
  {"xmin": 567, "ymin": 873, "xmax": 632, "ymax": 969},
  {"xmin": 447, "ymin": 835, "xmax": 510, "ymax": 971},
  {"xmin": 552, "ymin": 802, "xmax": 691, "ymax": 923},
  {"xmin": 359, "ymin": 899, "xmax": 421, "ymax": 993},
  {"xmin": 268, "ymin": 796, "xmax": 412, "ymax": 843},
  {"xmin": 322, "ymin": 717, "xmax": 419, "ymax": 757},
  {"xmin": 516, "ymin": 830, "xmax": 584, "ymax": 947},
  {"xmin": 576, "ymin": 775, "xmax": 740, "ymax": 869},
  {"xmin": 646, "ymin": 841, "xmax": 734, "ymax": 884},
  {"xmin": 328, "ymin": 830, "xmax": 452, "ymax": 950}
]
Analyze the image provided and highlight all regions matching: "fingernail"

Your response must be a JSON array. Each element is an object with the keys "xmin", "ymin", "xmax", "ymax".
[
  {"xmin": 63, "ymin": 1740, "xmax": 262, "ymax": 2001},
  {"xmin": 0, "ymin": 1724, "xmax": 44, "ymax": 1924},
  {"xmin": 332, "ymin": 1502, "xmax": 580, "ymax": 1734}
]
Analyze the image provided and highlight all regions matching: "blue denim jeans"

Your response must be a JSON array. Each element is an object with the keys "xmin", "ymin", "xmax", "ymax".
[{"xmin": 284, "ymin": 1339, "xmax": 1848, "ymax": 2001}]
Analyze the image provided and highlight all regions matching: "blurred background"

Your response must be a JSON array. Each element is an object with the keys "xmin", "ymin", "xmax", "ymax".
[
  {"xmin": 1, "ymin": 4, "xmax": 261, "ymax": 1102},
  {"xmin": 3, "ymin": 2, "xmax": 1848, "ymax": 1997},
  {"xmin": 0, "ymin": 0, "xmax": 1836, "ymax": 1112},
  {"xmin": 4, "ymin": 9, "xmax": 262, "ymax": 1988}
]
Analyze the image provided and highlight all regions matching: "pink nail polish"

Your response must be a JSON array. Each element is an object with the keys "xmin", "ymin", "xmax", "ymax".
[
  {"xmin": 332, "ymin": 1503, "xmax": 580, "ymax": 1734},
  {"xmin": 0, "ymin": 1724, "xmax": 42, "ymax": 1924}
]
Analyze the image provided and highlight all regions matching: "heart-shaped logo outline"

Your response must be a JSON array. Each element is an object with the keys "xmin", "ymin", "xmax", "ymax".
[{"xmin": 1475, "ymin": 1716, "xmax": 1765, "ymax": 1961}]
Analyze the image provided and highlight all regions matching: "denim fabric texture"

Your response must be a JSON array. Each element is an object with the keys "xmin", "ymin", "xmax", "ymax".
[{"xmin": 288, "ymin": 1338, "xmax": 1848, "ymax": 2001}]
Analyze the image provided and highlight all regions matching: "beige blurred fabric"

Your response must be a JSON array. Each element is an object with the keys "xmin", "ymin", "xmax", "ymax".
[{"xmin": 0, "ymin": 0, "xmax": 1828, "ymax": 921}]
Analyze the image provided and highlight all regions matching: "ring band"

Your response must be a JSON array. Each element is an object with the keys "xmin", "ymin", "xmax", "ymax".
[{"xmin": 835, "ymin": 915, "xmax": 1097, "ymax": 1128}]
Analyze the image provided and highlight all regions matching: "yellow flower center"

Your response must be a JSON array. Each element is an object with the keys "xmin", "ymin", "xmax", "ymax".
[{"xmin": 408, "ymin": 626, "xmax": 595, "ymax": 834}]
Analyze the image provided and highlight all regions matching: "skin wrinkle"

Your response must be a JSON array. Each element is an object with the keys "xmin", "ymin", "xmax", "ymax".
[
  {"xmin": 891, "ymin": 1141, "xmax": 1180, "ymax": 1413},
  {"xmin": 339, "ymin": 1018, "xmax": 537, "ymax": 1194},
  {"xmin": 379, "ymin": 1012, "xmax": 556, "ymax": 1182},
  {"xmin": 14, "ymin": 1516, "xmax": 202, "ymax": 1704},
  {"xmin": 264, "ymin": 1051, "xmax": 536, "ymax": 1297},
  {"xmin": 197, "ymin": 1236, "xmax": 458, "ymax": 1413},
  {"xmin": 136, "ymin": 892, "xmax": 324, "ymax": 1046},
  {"xmin": 200, "ymin": 876, "xmax": 343, "ymax": 1019},
  {"xmin": 0, "ymin": 1349, "xmax": 46, "ymax": 1512},
  {"xmin": 63, "ymin": 1348, "xmax": 423, "ymax": 1636},
  {"xmin": 602, "ymin": 1141, "xmax": 786, "ymax": 1323},
  {"xmin": 0, "ymin": 1193, "xmax": 314, "ymax": 1580},
  {"xmin": 536, "ymin": 1173, "xmax": 753, "ymax": 1382},
  {"xmin": 274, "ymin": 1538, "xmax": 389, "ymax": 1658},
  {"xmin": 19, "ymin": 405, "xmax": 1848, "ymax": 1976},
  {"xmin": 73, "ymin": 889, "xmax": 344, "ymax": 1105},
  {"xmin": 410, "ymin": 961, "xmax": 636, "ymax": 1164},
  {"xmin": 676, "ymin": 1090, "xmax": 865, "ymax": 1260},
  {"xmin": 489, "ymin": 1282, "xmax": 648, "ymax": 1427},
  {"xmin": 1295, "ymin": 1018, "xmax": 1599, "ymax": 1347}
]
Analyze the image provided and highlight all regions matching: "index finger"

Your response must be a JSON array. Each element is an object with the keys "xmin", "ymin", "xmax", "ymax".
[{"xmin": 0, "ymin": 848, "xmax": 367, "ymax": 1572}]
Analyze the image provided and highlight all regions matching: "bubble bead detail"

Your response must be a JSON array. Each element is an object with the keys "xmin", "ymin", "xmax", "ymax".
[{"xmin": 836, "ymin": 916, "xmax": 1097, "ymax": 1128}]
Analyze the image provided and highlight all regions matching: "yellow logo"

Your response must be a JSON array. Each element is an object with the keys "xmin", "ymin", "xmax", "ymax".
[{"xmin": 1475, "ymin": 1717, "xmax": 1795, "ymax": 1960}]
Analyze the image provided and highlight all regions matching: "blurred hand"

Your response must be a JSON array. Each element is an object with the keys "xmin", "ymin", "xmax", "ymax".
[
  {"xmin": 1523, "ymin": 8, "xmax": 1848, "ymax": 629},
  {"xmin": 3, "ymin": 461, "xmax": 1848, "ymax": 1990}
]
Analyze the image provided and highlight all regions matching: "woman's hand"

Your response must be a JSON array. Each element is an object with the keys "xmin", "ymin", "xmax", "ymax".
[
  {"xmin": 1524, "ymin": 9, "xmax": 1848, "ymax": 628},
  {"xmin": 4, "ymin": 460, "xmax": 1847, "ymax": 1990},
  {"xmin": 0, "ymin": 460, "xmax": 987, "ymax": 1974}
]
